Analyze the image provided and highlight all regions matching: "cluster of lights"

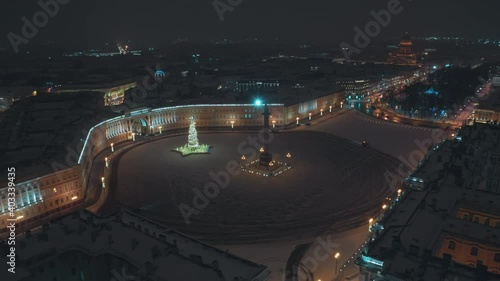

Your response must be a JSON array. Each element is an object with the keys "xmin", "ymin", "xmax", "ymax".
[
  {"xmin": 174, "ymin": 144, "xmax": 211, "ymax": 156},
  {"xmin": 240, "ymin": 159, "xmax": 292, "ymax": 177},
  {"xmin": 79, "ymin": 103, "xmax": 286, "ymax": 164},
  {"xmin": 339, "ymin": 239, "xmax": 370, "ymax": 274}
]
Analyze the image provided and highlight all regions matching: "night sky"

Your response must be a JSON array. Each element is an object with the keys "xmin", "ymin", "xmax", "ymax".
[{"xmin": 1, "ymin": 0, "xmax": 500, "ymax": 49}]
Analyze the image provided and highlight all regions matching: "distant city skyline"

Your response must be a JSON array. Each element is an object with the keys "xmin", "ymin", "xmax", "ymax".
[{"xmin": 1, "ymin": 0, "xmax": 500, "ymax": 51}]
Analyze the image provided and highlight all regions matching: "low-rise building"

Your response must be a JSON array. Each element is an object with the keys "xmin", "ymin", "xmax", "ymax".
[
  {"xmin": 358, "ymin": 124, "xmax": 500, "ymax": 281},
  {"xmin": 336, "ymin": 79, "xmax": 371, "ymax": 100},
  {"xmin": 57, "ymin": 80, "xmax": 137, "ymax": 106},
  {"xmin": 0, "ymin": 209, "xmax": 270, "ymax": 281}
]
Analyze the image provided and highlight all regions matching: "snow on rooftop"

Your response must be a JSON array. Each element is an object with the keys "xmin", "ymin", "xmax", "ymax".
[
  {"xmin": 362, "ymin": 124, "xmax": 500, "ymax": 281},
  {"xmin": 3, "ymin": 209, "xmax": 269, "ymax": 281}
]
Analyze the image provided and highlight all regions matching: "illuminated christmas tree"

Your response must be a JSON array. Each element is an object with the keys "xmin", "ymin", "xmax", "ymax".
[
  {"xmin": 173, "ymin": 116, "xmax": 210, "ymax": 156},
  {"xmin": 187, "ymin": 117, "xmax": 199, "ymax": 148}
]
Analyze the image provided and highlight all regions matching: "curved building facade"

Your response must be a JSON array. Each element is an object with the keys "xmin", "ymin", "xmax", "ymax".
[{"xmin": 0, "ymin": 90, "xmax": 344, "ymax": 237}]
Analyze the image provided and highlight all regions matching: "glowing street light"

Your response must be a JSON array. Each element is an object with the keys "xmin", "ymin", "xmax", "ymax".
[
  {"xmin": 241, "ymin": 155, "xmax": 246, "ymax": 161},
  {"xmin": 369, "ymin": 218, "xmax": 374, "ymax": 232},
  {"xmin": 111, "ymin": 143, "xmax": 114, "ymax": 152},
  {"xmin": 286, "ymin": 152, "xmax": 291, "ymax": 159},
  {"xmin": 320, "ymin": 109, "xmax": 323, "ymax": 116},
  {"xmin": 254, "ymin": 99, "xmax": 262, "ymax": 106},
  {"xmin": 382, "ymin": 204, "xmax": 387, "ymax": 210},
  {"xmin": 296, "ymin": 117, "xmax": 299, "ymax": 125},
  {"xmin": 260, "ymin": 147, "xmax": 264, "ymax": 153},
  {"xmin": 309, "ymin": 113, "xmax": 312, "ymax": 120},
  {"xmin": 101, "ymin": 177, "xmax": 106, "ymax": 188},
  {"xmin": 231, "ymin": 120, "xmax": 235, "ymax": 129},
  {"xmin": 329, "ymin": 105, "xmax": 332, "ymax": 112},
  {"xmin": 272, "ymin": 120, "xmax": 276, "ymax": 128},
  {"xmin": 159, "ymin": 126, "xmax": 163, "ymax": 134},
  {"xmin": 340, "ymin": 101, "xmax": 344, "ymax": 108},
  {"xmin": 335, "ymin": 252, "xmax": 340, "ymax": 274},
  {"xmin": 105, "ymin": 157, "xmax": 109, "ymax": 168},
  {"xmin": 132, "ymin": 133, "xmax": 136, "ymax": 141},
  {"xmin": 398, "ymin": 189, "xmax": 402, "ymax": 197}
]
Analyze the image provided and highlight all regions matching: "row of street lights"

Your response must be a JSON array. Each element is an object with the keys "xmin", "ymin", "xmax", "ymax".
[
  {"xmin": 296, "ymin": 105, "xmax": 338, "ymax": 125},
  {"xmin": 230, "ymin": 120, "xmax": 278, "ymax": 129},
  {"xmin": 369, "ymin": 189, "xmax": 404, "ymax": 232},
  {"xmin": 106, "ymin": 127, "xmax": 145, "ymax": 189}
]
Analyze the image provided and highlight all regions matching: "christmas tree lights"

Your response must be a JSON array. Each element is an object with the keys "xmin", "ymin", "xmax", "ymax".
[{"xmin": 173, "ymin": 117, "xmax": 211, "ymax": 156}]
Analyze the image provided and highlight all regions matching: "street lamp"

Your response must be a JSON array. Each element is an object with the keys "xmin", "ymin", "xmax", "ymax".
[
  {"xmin": 241, "ymin": 155, "xmax": 246, "ymax": 168},
  {"xmin": 369, "ymin": 218, "xmax": 374, "ymax": 232},
  {"xmin": 398, "ymin": 189, "xmax": 402, "ymax": 197},
  {"xmin": 340, "ymin": 101, "xmax": 344, "ymax": 108},
  {"xmin": 296, "ymin": 117, "xmax": 299, "ymax": 125},
  {"xmin": 159, "ymin": 126, "xmax": 162, "ymax": 134},
  {"xmin": 231, "ymin": 120, "xmax": 235, "ymax": 129},
  {"xmin": 260, "ymin": 147, "xmax": 264, "ymax": 153},
  {"xmin": 105, "ymin": 157, "xmax": 109, "ymax": 168},
  {"xmin": 335, "ymin": 252, "xmax": 340, "ymax": 274},
  {"xmin": 329, "ymin": 105, "xmax": 332, "ymax": 112},
  {"xmin": 101, "ymin": 177, "xmax": 106, "ymax": 188},
  {"xmin": 111, "ymin": 143, "xmax": 114, "ymax": 152},
  {"xmin": 132, "ymin": 133, "xmax": 136, "ymax": 141},
  {"xmin": 309, "ymin": 113, "xmax": 312, "ymax": 120},
  {"xmin": 272, "ymin": 120, "xmax": 276, "ymax": 128},
  {"xmin": 382, "ymin": 204, "xmax": 387, "ymax": 210},
  {"xmin": 320, "ymin": 109, "xmax": 323, "ymax": 116}
]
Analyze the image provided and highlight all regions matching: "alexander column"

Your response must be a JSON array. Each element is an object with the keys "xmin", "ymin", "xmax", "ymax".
[{"xmin": 259, "ymin": 103, "xmax": 273, "ymax": 167}]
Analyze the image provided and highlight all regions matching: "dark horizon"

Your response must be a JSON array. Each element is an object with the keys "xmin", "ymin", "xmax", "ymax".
[{"xmin": 1, "ymin": 0, "xmax": 500, "ymax": 52}]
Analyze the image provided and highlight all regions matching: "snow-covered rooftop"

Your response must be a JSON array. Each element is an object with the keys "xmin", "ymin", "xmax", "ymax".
[
  {"xmin": 2, "ymin": 209, "xmax": 269, "ymax": 281},
  {"xmin": 360, "ymin": 123, "xmax": 500, "ymax": 281}
]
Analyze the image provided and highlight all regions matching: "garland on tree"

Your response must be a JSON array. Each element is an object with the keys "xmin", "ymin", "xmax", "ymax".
[
  {"xmin": 187, "ymin": 117, "xmax": 199, "ymax": 148},
  {"xmin": 173, "ymin": 116, "xmax": 211, "ymax": 156}
]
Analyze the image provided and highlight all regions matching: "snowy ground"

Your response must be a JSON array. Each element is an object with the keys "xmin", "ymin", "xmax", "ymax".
[
  {"xmin": 298, "ymin": 110, "xmax": 444, "ymax": 164},
  {"xmin": 106, "ymin": 129, "xmax": 398, "ymax": 243},
  {"xmin": 101, "ymin": 109, "xmax": 443, "ymax": 281}
]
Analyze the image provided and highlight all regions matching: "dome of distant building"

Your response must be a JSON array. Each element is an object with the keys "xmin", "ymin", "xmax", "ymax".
[{"xmin": 387, "ymin": 32, "xmax": 418, "ymax": 66}]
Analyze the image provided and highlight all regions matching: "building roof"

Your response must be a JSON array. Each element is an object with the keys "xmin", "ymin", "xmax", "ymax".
[
  {"xmin": 0, "ymin": 209, "xmax": 269, "ymax": 281},
  {"xmin": 0, "ymin": 91, "xmax": 112, "ymax": 185},
  {"xmin": 360, "ymin": 124, "xmax": 500, "ymax": 281}
]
